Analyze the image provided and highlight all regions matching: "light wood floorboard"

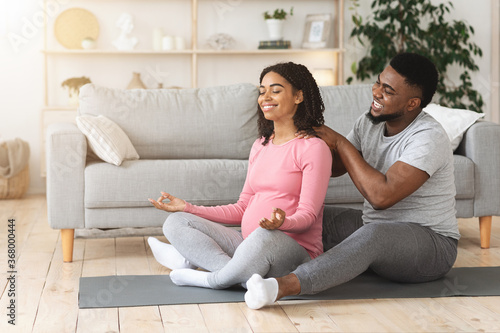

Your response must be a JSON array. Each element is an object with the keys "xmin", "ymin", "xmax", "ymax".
[
  {"xmin": 116, "ymin": 237, "xmax": 165, "ymax": 333},
  {"xmin": 1, "ymin": 194, "xmax": 499, "ymax": 332},
  {"xmin": 77, "ymin": 238, "xmax": 118, "ymax": 333}
]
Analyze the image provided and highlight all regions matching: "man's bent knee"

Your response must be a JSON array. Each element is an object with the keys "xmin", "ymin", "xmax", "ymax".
[{"xmin": 356, "ymin": 222, "xmax": 407, "ymax": 244}]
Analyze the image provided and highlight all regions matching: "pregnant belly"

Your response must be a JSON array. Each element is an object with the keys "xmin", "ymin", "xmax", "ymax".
[{"xmin": 240, "ymin": 194, "xmax": 297, "ymax": 238}]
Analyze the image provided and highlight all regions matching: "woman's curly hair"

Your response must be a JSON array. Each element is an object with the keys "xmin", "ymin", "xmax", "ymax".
[{"xmin": 258, "ymin": 62, "xmax": 325, "ymax": 145}]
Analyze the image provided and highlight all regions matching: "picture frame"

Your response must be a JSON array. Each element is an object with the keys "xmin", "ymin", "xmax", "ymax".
[{"xmin": 302, "ymin": 14, "xmax": 332, "ymax": 49}]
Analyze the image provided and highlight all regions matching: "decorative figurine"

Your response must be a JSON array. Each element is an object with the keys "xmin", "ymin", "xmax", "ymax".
[{"xmin": 112, "ymin": 13, "xmax": 138, "ymax": 51}]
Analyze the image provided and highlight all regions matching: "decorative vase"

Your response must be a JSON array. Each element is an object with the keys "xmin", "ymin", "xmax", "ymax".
[
  {"xmin": 266, "ymin": 19, "xmax": 284, "ymax": 40},
  {"xmin": 68, "ymin": 90, "xmax": 80, "ymax": 105},
  {"xmin": 81, "ymin": 37, "xmax": 96, "ymax": 50},
  {"xmin": 127, "ymin": 72, "xmax": 147, "ymax": 89}
]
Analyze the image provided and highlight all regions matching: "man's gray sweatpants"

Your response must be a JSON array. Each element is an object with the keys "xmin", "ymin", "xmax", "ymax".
[
  {"xmin": 294, "ymin": 206, "xmax": 459, "ymax": 295},
  {"xmin": 163, "ymin": 212, "xmax": 311, "ymax": 289}
]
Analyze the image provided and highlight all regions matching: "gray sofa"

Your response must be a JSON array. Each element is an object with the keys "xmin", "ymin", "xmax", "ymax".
[{"xmin": 46, "ymin": 83, "xmax": 500, "ymax": 262}]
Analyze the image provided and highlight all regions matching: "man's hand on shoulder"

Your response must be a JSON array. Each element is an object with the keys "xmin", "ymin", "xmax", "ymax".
[
  {"xmin": 296, "ymin": 125, "xmax": 350, "ymax": 177},
  {"xmin": 296, "ymin": 125, "xmax": 343, "ymax": 151}
]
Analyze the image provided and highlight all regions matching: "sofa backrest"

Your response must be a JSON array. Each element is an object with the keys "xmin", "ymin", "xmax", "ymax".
[
  {"xmin": 78, "ymin": 83, "xmax": 260, "ymax": 159},
  {"xmin": 78, "ymin": 83, "xmax": 373, "ymax": 160},
  {"xmin": 320, "ymin": 84, "xmax": 373, "ymax": 136}
]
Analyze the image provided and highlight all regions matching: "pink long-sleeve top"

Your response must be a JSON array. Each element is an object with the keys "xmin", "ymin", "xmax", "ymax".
[{"xmin": 184, "ymin": 136, "xmax": 333, "ymax": 258}]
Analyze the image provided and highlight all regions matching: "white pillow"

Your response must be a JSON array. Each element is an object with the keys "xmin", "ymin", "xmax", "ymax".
[
  {"xmin": 76, "ymin": 115, "xmax": 139, "ymax": 166},
  {"xmin": 423, "ymin": 103, "xmax": 485, "ymax": 150}
]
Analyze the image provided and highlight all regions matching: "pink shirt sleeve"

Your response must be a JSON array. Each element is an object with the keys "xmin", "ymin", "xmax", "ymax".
[
  {"xmin": 279, "ymin": 139, "xmax": 333, "ymax": 233},
  {"xmin": 183, "ymin": 188, "xmax": 250, "ymax": 225}
]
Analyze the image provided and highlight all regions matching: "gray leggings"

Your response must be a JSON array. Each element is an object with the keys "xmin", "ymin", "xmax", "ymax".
[
  {"xmin": 163, "ymin": 212, "xmax": 311, "ymax": 289},
  {"xmin": 295, "ymin": 206, "xmax": 459, "ymax": 295}
]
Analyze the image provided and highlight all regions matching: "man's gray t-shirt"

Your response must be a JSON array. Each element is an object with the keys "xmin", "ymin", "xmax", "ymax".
[{"xmin": 346, "ymin": 111, "xmax": 460, "ymax": 239}]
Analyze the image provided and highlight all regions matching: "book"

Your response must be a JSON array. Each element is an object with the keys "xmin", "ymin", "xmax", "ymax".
[{"xmin": 258, "ymin": 40, "xmax": 291, "ymax": 49}]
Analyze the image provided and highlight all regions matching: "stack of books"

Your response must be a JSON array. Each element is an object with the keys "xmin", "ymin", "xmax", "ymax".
[{"xmin": 258, "ymin": 40, "xmax": 291, "ymax": 49}]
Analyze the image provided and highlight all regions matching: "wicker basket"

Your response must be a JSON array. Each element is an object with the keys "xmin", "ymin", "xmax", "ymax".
[{"xmin": 0, "ymin": 165, "xmax": 30, "ymax": 199}]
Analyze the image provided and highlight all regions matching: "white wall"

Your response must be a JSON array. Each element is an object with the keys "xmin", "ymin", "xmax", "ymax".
[
  {"xmin": 1, "ymin": 1, "xmax": 45, "ymax": 194},
  {"xmin": 0, "ymin": 0, "xmax": 494, "ymax": 194}
]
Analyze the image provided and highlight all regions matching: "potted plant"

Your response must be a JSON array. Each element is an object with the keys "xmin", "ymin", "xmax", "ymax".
[
  {"xmin": 348, "ymin": 0, "xmax": 483, "ymax": 112},
  {"xmin": 263, "ymin": 7, "xmax": 293, "ymax": 41}
]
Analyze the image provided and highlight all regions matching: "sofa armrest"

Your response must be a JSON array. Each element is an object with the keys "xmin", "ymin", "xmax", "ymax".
[
  {"xmin": 46, "ymin": 122, "xmax": 86, "ymax": 229},
  {"xmin": 455, "ymin": 120, "xmax": 500, "ymax": 217}
]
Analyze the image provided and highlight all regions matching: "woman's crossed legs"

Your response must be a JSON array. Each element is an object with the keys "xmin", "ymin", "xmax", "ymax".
[{"xmin": 150, "ymin": 212, "xmax": 311, "ymax": 290}]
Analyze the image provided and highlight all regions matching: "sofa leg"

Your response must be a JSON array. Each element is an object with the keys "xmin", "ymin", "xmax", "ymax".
[
  {"xmin": 479, "ymin": 216, "xmax": 492, "ymax": 249},
  {"xmin": 61, "ymin": 229, "xmax": 75, "ymax": 262}
]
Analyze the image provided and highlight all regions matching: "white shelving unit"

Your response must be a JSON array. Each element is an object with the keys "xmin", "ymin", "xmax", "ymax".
[{"xmin": 40, "ymin": 0, "xmax": 345, "ymax": 175}]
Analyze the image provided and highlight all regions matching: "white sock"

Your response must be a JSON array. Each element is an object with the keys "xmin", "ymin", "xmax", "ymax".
[
  {"xmin": 244, "ymin": 274, "xmax": 279, "ymax": 310},
  {"xmin": 170, "ymin": 269, "xmax": 211, "ymax": 288},
  {"xmin": 148, "ymin": 237, "xmax": 196, "ymax": 270}
]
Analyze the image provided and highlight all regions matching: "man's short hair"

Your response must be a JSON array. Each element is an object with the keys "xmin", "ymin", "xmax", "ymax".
[{"xmin": 390, "ymin": 53, "xmax": 438, "ymax": 108}]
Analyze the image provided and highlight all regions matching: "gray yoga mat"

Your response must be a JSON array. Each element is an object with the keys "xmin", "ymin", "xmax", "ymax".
[{"xmin": 79, "ymin": 266, "xmax": 500, "ymax": 309}]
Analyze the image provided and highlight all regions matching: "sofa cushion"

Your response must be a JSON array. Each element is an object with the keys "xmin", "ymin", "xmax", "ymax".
[
  {"xmin": 321, "ymin": 84, "xmax": 373, "ymax": 136},
  {"xmin": 423, "ymin": 104, "xmax": 485, "ymax": 150},
  {"xmin": 84, "ymin": 159, "xmax": 248, "ymax": 209},
  {"xmin": 79, "ymin": 83, "xmax": 260, "ymax": 160},
  {"xmin": 76, "ymin": 115, "xmax": 139, "ymax": 166},
  {"xmin": 325, "ymin": 174, "xmax": 363, "ymax": 204}
]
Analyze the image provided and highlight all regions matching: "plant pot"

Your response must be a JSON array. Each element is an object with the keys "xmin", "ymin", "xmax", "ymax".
[
  {"xmin": 266, "ymin": 19, "xmax": 284, "ymax": 40},
  {"xmin": 68, "ymin": 89, "xmax": 80, "ymax": 105}
]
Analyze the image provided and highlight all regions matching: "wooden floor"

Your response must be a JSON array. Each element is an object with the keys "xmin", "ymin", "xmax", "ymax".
[{"xmin": 1, "ymin": 194, "xmax": 500, "ymax": 333}]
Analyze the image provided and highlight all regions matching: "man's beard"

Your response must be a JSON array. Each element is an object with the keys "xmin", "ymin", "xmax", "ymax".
[{"xmin": 365, "ymin": 108, "xmax": 404, "ymax": 125}]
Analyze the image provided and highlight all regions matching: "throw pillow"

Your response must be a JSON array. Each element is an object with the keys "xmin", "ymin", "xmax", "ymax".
[
  {"xmin": 76, "ymin": 115, "xmax": 139, "ymax": 166},
  {"xmin": 423, "ymin": 103, "xmax": 485, "ymax": 150}
]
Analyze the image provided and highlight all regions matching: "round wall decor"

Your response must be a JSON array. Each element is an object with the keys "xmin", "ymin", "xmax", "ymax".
[{"xmin": 54, "ymin": 8, "xmax": 99, "ymax": 49}]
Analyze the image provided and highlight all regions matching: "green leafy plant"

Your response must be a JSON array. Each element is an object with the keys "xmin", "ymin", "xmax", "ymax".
[
  {"xmin": 348, "ymin": 0, "xmax": 483, "ymax": 112},
  {"xmin": 263, "ymin": 7, "xmax": 294, "ymax": 20}
]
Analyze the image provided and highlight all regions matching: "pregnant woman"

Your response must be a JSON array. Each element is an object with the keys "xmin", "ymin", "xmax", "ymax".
[{"xmin": 148, "ymin": 62, "xmax": 332, "ymax": 292}]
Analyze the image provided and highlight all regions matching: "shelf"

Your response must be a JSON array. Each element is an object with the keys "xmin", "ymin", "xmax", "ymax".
[
  {"xmin": 42, "ymin": 0, "xmax": 345, "ymax": 97},
  {"xmin": 42, "ymin": 49, "xmax": 194, "ymax": 55},
  {"xmin": 41, "ymin": 0, "xmax": 345, "ymax": 177},
  {"xmin": 42, "ymin": 106, "xmax": 78, "ymax": 111},
  {"xmin": 195, "ymin": 48, "xmax": 343, "ymax": 55},
  {"xmin": 42, "ymin": 48, "xmax": 344, "ymax": 55}
]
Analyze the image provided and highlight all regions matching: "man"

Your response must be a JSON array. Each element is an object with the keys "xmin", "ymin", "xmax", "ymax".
[{"xmin": 244, "ymin": 52, "xmax": 460, "ymax": 310}]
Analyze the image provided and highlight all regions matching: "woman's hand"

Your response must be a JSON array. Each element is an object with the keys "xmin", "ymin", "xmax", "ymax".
[
  {"xmin": 148, "ymin": 192, "xmax": 186, "ymax": 212},
  {"xmin": 259, "ymin": 207, "xmax": 286, "ymax": 230}
]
